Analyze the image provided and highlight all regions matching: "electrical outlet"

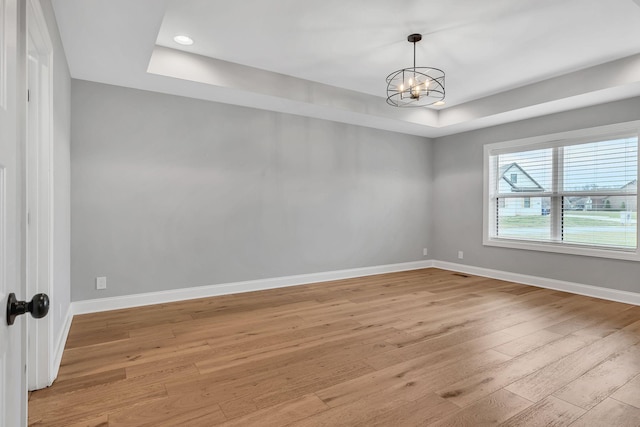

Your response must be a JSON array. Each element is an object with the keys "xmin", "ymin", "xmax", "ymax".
[
  {"xmin": 423, "ymin": 248, "xmax": 428, "ymax": 256},
  {"xmin": 96, "ymin": 276, "xmax": 107, "ymax": 290},
  {"xmin": 458, "ymin": 251, "xmax": 464, "ymax": 259}
]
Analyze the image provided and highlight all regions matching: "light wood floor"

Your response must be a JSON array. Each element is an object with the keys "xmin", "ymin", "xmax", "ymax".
[{"xmin": 29, "ymin": 268, "xmax": 640, "ymax": 426}]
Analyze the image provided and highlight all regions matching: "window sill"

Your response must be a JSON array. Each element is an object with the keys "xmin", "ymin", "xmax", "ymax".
[{"xmin": 483, "ymin": 237, "xmax": 640, "ymax": 262}]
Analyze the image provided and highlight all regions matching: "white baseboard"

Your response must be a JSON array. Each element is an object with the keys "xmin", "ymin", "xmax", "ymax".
[
  {"xmin": 70, "ymin": 259, "xmax": 640, "ymax": 317},
  {"xmin": 51, "ymin": 304, "xmax": 73, "ymax": 381},
  {"xmin": 71, "ymin": 260, "xmax": 434, "ymax": 315},
  {"xmin": 432, "ymin": 260, "xmax": 640, "ymax": 306}
]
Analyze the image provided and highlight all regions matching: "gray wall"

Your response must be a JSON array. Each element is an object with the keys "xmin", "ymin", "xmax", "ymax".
[
  {"xmin": 432, "ymin": 97, "xmax": 640, "ymax": 293},
  {"xmin": 71, "ymin": 80, "xmax": 432, "ymax": 301},
  {"xmin": 42, "ymin": 0, "xmax": 71, "ymax": 348}
]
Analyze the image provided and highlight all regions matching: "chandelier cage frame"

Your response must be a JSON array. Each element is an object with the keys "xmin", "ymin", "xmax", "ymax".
[{"xmin": 386, "ymin": 33, "xmax": 445, "ymax": 108}]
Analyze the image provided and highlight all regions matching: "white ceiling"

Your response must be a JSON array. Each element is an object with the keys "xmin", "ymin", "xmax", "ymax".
[{"xmin": 52, "ymin": 0, "xmax": 640, "ymax": 138}]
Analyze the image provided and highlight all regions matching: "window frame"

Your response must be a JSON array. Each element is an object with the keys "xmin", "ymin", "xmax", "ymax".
[{"xmin": 483, "ymin": 121, "xmax": 640, "ymax": 262}]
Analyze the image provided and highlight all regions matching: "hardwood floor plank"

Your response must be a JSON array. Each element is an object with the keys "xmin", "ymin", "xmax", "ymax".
[
  {"xmin": 493, "ymin": 330, "xmax": 563, "ymax": 357},
  {"xmin": 190, "ymin": 326, "xmax": 392, "ymax": 384},
  {"xmin": 57, "ymin": 339, "xmax": 212, "ymax": 381},
  {"xmin": 372, "ymin": 294, "xmax": 585, "ymax": 371},
  {"xmin": 171, "ymin": 313, "xmax": 313, "ymax": 346},
  {"xmin": 429, "ymin": 389, "xmax": 532, "ymax": 426},
  {"xmin": 28, "ymin": 369, "xmax": 127, "ymax": 400},
  {"xmin": 194, "ymin": 320, "xmax": 369, "ymax": 374},
  {"xmin": 497, "ymin": 296, "xmax": 614, "ymax": 338},
  {"xmin": 219, "ymin": 394, "xmax": 327, "ymax": 426},
  {"xmin": 107, "ymin": 393, "xmax": 227, "ymax": 427},
  {"xmin": 553, "ymin": 343, "xmax": 640, "ymax": 409},
  {"xmin": 218, "ymin": 397, "xmax": 259, "ymax": 419},
  {"xmin": 65, "ymin": 414, "xmax": 109, "ymax": 427},
  {"xmin": 388, "ymin": 289, "xmax": 556, "ymax": 336},
  {"xmin": 435, "ymin": 334, "xmax": 594, "ymax": 408},
  {"xmin": 573, "ymin": 306, "xmax": 640, "ymax": 338},
  {"xmin": 27, "ymin": 268, "xmax": 640, "ymax": 426},
  {"xmin": 611, "ymin": 374, "xmax": 640, "ymax": 409},
  {"xmin": 290, "ymin": 391, "xmax": 455, "ymax": 427},
  {"xmin": 363, "ymin": 393, "xmax": 458, "ymax": 427},
  {"xmin": 505, "ymin": 330, "xmax": 640, "ymax": 402},
  {"xmin": 126, "ymin": 324, "xmax": 177, "ymax": 341},
  {"xmin": 366, "ymin": 328, "xmax": 517, "ymax": 375},
  {"xmin": 570, "ymin": 398, "xmax": 640, "ymax": 427},
  {"xmin": 365, "ymin": 325, "xmax": 516, "ymax": 371},
  {"xmin": 543, "ymin": 302, "xmax": 634, "ymax": 336},
  {"xmin": 28, "ymin": 379, "xmax": 167, "ymax": 426},
  {"xmin": 499, "ymin": 396, "xmax": 585, "ymax": 427},
  {"xmin": 251, "ymin": 361, "xmax": 375, "ymax": 409},
  {"xmin": 124, "ymin": 349, "xmax": 213, "ymax": 379},
  {"xmin": 317, "ymin": 349, "xmax": 512, "ymax": 409},
  {"xmin": 64, "ymin": 327, "xmax": 129, "ymax": 349},
  {"xmin": 164, "ymin": 340, "xmax": 380, "ymax": 409},
  {"xmin": 622, "ymin": 318, "xmax": 640, "ymax": 336}
]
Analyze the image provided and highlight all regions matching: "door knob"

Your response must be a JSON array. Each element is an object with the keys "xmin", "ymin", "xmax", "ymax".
[{"xmin": 6, "ymin": 293, "xmax": 49, "ymax": 325}]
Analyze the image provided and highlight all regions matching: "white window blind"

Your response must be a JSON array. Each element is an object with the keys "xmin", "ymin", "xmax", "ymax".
[{"xmin": 485, "ymin": 130, "xmax": 638, "ymax": 258}]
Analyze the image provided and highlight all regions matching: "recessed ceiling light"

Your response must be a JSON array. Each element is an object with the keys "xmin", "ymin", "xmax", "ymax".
[
  {"xmin": 173, "ymin": 35, "xmax": 194, "ymax": 46},
  {"xmin": 434, "ymin": 100, "xmax": 446, "ymax": 106}
]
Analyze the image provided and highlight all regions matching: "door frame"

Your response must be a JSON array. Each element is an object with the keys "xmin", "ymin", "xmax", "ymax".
[
  {"xmin": 1, "ymin": 0, "xmax": 29, "ymax": 424},
  {"xmin": 25, "ymin": 0, "xmax": 54, "ymax": 390}
]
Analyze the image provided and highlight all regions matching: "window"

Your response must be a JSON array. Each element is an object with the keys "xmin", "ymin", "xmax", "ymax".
[{"xmin": 484, "ymin": 123, "xmax": 639, "ymax": 261}]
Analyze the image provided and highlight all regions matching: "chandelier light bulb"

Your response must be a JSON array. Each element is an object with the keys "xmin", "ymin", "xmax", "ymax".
[{"xmin": 411, "ymin": 84, "xmax": 420, "ymax": 99}]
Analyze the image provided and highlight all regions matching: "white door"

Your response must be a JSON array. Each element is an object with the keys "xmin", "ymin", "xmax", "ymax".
[
  {"xmin": 1, "ymin": 0, "xmax": 28, "ymax": 426},
  {"xmin": 26, "ymin": 0, "xmax": 54, "ymax": 390}
]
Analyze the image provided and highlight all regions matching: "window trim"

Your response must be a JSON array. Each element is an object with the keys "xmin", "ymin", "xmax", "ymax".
[{"xmin": 483, "ymin": 121, "xmax": 640, "ymax": 262}]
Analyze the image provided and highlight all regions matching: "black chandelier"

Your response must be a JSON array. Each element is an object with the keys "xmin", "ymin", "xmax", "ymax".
[{"xmin": 386, "ymin": 34, "xmax": 445, "ymax": 107}]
